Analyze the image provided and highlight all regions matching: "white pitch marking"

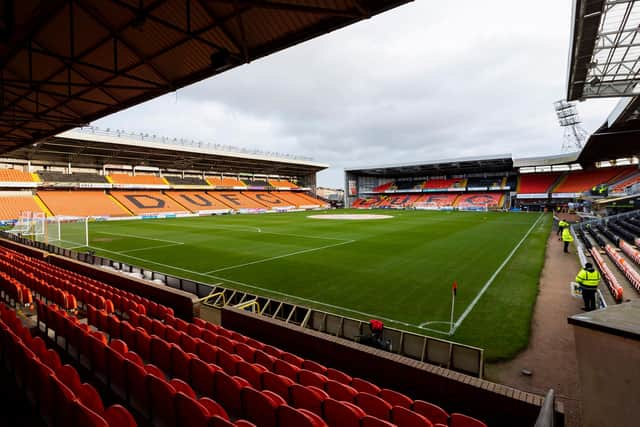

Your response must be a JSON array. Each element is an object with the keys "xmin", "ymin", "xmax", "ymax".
[
  {"xmin": 120, "ymin": 242, "xmax": 184, "ymax": 254},
  {"xmin": 449, "ymin": 213, "xmax": 546, "ymax": 335},
  {"xmin": 94, "ymin": 231, "xmax": 185, "ymax": 245},
  {"xmin": 204, "ymin": 240, "xmax": 355, "ymax": 274},
  {"xmin": 82, "ymin": 244, "xmax": 431, "ymax": 331}
]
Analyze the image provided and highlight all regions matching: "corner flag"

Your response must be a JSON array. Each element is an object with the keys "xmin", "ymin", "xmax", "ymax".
[
  {"xmin": 449, "ymin": 281, "xmax": 457, "ymax": 335},
  {"xmin": 452, "ymin": 281, "xmax": 458, "ymax": 296}
]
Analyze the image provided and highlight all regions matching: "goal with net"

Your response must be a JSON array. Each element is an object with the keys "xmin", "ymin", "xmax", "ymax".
[{"xmin": 8, "ymin": 212, "xmax": 89, "ymax": 248}]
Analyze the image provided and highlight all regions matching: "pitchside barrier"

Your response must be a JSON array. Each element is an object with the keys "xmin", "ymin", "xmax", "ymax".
[{"xmin": 1, "ymin": 230, "xmax": 485, "ymax": 378}]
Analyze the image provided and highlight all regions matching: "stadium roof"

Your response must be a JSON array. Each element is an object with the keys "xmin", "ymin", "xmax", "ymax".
[
  {"xmin": 567, "ymin": 0, "xmax": 640, "ymax": 100},
  {"xmin": 3, "ymin": 128, "xmax": 328, "ymax": 175},
  {"xmin": 345, "ymin": 154, "xmax": 514, "ymax": 177},
  {"xmin": 577, "ymin": 95, "xmax": 640, "ymax": 163},
  {"xmin": 0, "ymin": 0, "xmax": 411, "ymax": 152},
  {"xmin": 513, "ymin": 152, "xmax": 581, "ymax": 168}
]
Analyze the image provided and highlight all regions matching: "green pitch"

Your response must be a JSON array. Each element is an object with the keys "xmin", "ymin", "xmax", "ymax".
[{"xmin": 78, "ymin": 209, "xmax": 550, "ymax": 361}]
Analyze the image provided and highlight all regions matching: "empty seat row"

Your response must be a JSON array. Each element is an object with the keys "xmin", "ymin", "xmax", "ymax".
[
  {"xmin": 40, "ymin": 301, "xmax": 330, "ymax": 427},
  {"xmin": 0, "ymin": 246, "xmax": 172, "ymax": 319},
  {"xmin": 0, "ymin": 271, "xmax": 33, "ymax": 306},
  {"xmin": 0, "ymin": 303, "xmax": 137, "ymax": 427},
  {"xmin": 127, "ymin": 311, "xmax": 485, "ymax": 427}
]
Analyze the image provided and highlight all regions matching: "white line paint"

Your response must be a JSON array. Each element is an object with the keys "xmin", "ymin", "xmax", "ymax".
[
  {"xmin": 94, "ymin": 231, "xmax": 185, "ymax": 245},
  {"xmin": 204, "ymin": 240, "xmax": 355, "ymax": 274},
  {"xmin": 85, "ymin": 244, "xmax": 433, "ymax": 331},
  {"xmin": 450, "ymin": 213, "xmax": 546, "ymax": 335},
  {"xmin": 120, "ymin": 242, "xmax": 184, "ymax": 254}
]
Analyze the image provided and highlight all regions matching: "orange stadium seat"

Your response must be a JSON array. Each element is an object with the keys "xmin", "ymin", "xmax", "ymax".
[
  {"xmin": 207, "ymin": 192, "xmax": 267, "ymax": 210},
  {"xmin": 165, "ymin": 191, "xmax": 232, "ymax": 212},
  {"xmin": 207, "ymin": 177, "xmax": 247, "ymax": 188},
  {"xmin": 0, "ymin": 195, "xmax": 44, "ymax": 220},
  {"xmin": 517, "ymin": 172, "xmax": 561, "ymax": 194},
  {"xmin": 109, "ymin": 173, "xmax": 167, "ymax": 185},
  {"xmin": 416, "ymin": 193, "xmax": 459, "ymax": 208},
  {"xmin": 553, "ymin": 167, "xmax": 631, "ymax": 193},
  {"xmin": 610, "ymin": 171, "xmax": 640, "ymax": 193},
  {"xmin": 37, "ymin": 191, "xmax": 131, "ymax": 217},
  {"xmin": 242, "ymin": 191, "xmax": 296, "ymax": 209},
  {"xmin": 110, "ymin": 191, "xmax": 189, "ymax": 215},
  {"xmin": 372, "ymin": 182, "xmax": 395, "ymax": 192},
  {"xmin": 0, "ymin": 169, "xmax": 35, "ymax": 182},
  {"xmin": 422, "ymin": 178, "xmax": 465, "ymax": 190},
  {"xmin": 455, "ymin": 193, "xmax": 503, "ymax": 209},
  {"xmin": 268, "ymin": 179, "xmax": 298, "ymax": 189}
]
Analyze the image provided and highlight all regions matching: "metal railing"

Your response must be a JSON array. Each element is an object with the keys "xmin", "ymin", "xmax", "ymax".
[{"xmin": 68, "ymin": 126, "xmax": 314, "ymax": 162}]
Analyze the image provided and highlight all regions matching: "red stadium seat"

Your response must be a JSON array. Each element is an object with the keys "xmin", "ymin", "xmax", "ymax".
[
  {"xmin": 351, "ymin": 378, "xmax": 381, "ymax": 395},
  {"xmin": 302, "ymin": 359, "xmax": 327, "ymax": 374},
  {"xmin": 201, "ymin": 329, "xmax": 218, "ymax": 346},
  {"xmin": 237, "ymin": 360, "xmax": 267, "ymax": 389},
  {"xmin": 214, "ymin": 370, "xmax": 249, "ymax": 416},
  {"xmin": 181, "ymin": 333, "xmax": 200, "ymax": 354},
  {"xmin": 412, "ymin": 401, "xmax": 449, "ymax": 426},
  {"xmin": 325, "ymin": 379, "xmax": 357, "ymax": 402},
  {"xmin": 361, "ymin": 416, "xmax": 396, "ymax": 427},
  {"xmin": 125, "ymin": 351, "xmax": 144, "ymax": 366},
  {"xmin": 392, "ymin": 406, "xmax": 434, "ymax": 427},
  {"xmin": 218, "ymin": 348, "xmax": 242, "ymax": 375},
  {"xmin": 151, "ymin": 319, "xmax": 167, "ymax": 338},
  {"xmin": 121, "ymin": 321, "xmax": 136, "ymax": 349},
  {"xmin": 282, "ymin": 352, "xmax": 304, "ymax": 367},
  {"xmin": 450, "ymin": 413, "xmax": 488, "ymax": 427},
  {"xmin": 189, "ymin": 357, "xmax": 217, "ymax": 396},
  {"xmin": 289, "ymin": 384, "xmax": 328, "ymax": 416},
  {"xmin": 172, "ymin": 345, "xmax": 194, "ymax": 380},
  {"xmin": 104, "ymin": 405, "xmax": 137, "ymax": 427},
  {"xmin": 199, "ymin": 396, "xmax": 229, "ymax": 420},
  {"xmin": 236, "ymin": 342, "xmax": 256, "ymax": 362},
  {"xmin": 55, "ymin": 364, "xmax": 82, "ymax": 394},
  {"xmin": 166, "ymin": 325, "xmax": 182, "ymax": 344},
  {"xmin": 150, "ymin": 336, "xmax": 172, "ymax": 372},
  {"xmin": 322, "ymin": 399, "xmax": 366, "ymax": 427},
  {"xmin": 277, "ymin": 405, "xmax": 327, "ymax": 427},
  {"xmin": 108, "ymin": 314, "xmax": 122, "ymax": 339},
  {"xmin": 380, "ymin": 388, "xmax": 413, "ymax": 408},
  {"xmin": 170, "ymin": 378, "xmax": 197, "ymax": 399},
  {"xmin": 149, "ymin": 374, "xmax": 177, "ymax": 427},
  {"xmin": 274, "ymin": 359, "xmax": 300, "ymax": 381},
  {"xmin": 241, "ymin": 387, "xmax": 285, "ymax": 427},
  {"xmin": 299, "ymin": 369, "xmax": 328, "ymax": 389},
  {"xmin": 78, "ymin": 382, "xmax": 106, "ymax": 415},
  {"xmin": 110, "ymin": 339, "xmax": 128, "ymax": 355},
  {"xmin": 262, "ymin": 371, "xmax": 295, "ymax": 402},
  {"xmin": 254, "ymin": 350, "xmax": 276, "ymax": 370},
  {"xmin": 198, "ymin": 342, "xmax": 219, "ymax": 364},
  {"xmin": 125, "ymin": 359, "xmax": 151, "ymax": 417},
  {"xmin": 135, "ymin": 327, "xmax": 151, "ymax": 360},
  {"xmin": 144, "ymin": 363, "xmax": 165, "ymax": 378},
  {"xmin": 355, "ymin": 392, "xmax": 392, "ymax": 420},
  {"xmin": 106, "ymin": 347, "xmax": 127, "ymax": 400},
  {"xmin": 74, "ymin": 400, "xmax": 109, "ymax": 427},
  {"xmin": 175, "ymin": 392, "xmax": 212, "ymax": 427}
]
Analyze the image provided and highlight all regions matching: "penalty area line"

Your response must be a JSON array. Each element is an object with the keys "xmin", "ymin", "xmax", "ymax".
[
  {"xmin": 204, "ymin": 240, "xmax": 355, "ymax": 274},
  {"xmin": 450, "ymin": 213, "xmax": 545, "ymax": 335}
]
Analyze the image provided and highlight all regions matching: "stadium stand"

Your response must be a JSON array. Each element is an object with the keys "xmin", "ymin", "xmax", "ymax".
[
  {"xmin": 207, "ymin": 177, "xmax": 247, "ymax": 188},
  {"xmin": 552, "ymin": 167, "xmax": 632, "ymax": 193},
  {"xmin": 417, "ymin": 193, "xmax": 459, "ymax": 208},
  {"xmin": 164, "ymin": 176, "xmax": 208, "ymax": 186},
  {"xmin": 108, "ymin": 173, "xmax": 168, "ymax": 186},
  {"xmin": 269, "ymin": 180, "xmax": 298, "ymax": 189},
  {"xmin": 242, "ymin": 192, "xmax": 296, "ymax": 209},
  {"xmin": 295, "ymin": 193, "xmax": 328, "ymax": 207},
  {"xmin": 37, "ymin": 191, "xmax": 131, "ymax": 217},
  {"xmin": 609, "ymin": 172, "xmax": 640, "ymax": 194},
  {"xmin": 455, "ymin": 193, "xmax": 503, "ymax": 209},
  {"xmin": 165, "ymin": 191, "xmax": 232, "ymax": 213},
  {"xmin": 0, "ymin": 194, "xmax": 44, "ymax": 221},
  {"xmin": 372, "ymin": 182, "xmax": 396, "ymax": 193},
  {"xmin": 208, "ymin": 191, "xmax": 269, "ymax": 210},
  {"xmin": 0, "ymin": 303, "xmax": 139, "ymax": 427},
  {"xmin": 395, "ymin": 180, "xmax": 424, "ymax": 191},
  {"xmin": 0, "ymin": 169, "xmax": 35, "ymax": 182},
  {"xmin": 0, "ymin": 238, "xmax": 490, "ymax": 427},
  {"xmin": 110, "ymin": 191, "xmax": 189, "ymax": 215},
  {"xmin": 242, "ymin": 178, "xmax": 270, "ymax": 187},
  {"xmin": 36, "ymin": 171, "xmax": 108, "ymax": 184},
  {"xmin": 377, "ymin": 194, "xmax": 422, "ymax": 208},
  {"xmin": 517, "ymin": 172, "xmax": 561, "ymax": 194},
  {"xmin": 422, "ymin": 178, "xmax": 466, "ymax": 190},
  {"xmin": 279, "ymin": 192, "xmax": 327, "ymax": 208},
  {"xmin": 466, "ymin": 177, "xmax": 504, "ymax": 189}
]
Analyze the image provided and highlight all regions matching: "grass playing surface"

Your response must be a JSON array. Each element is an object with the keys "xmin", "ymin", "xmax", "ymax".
[{"xmin": 68, "ymin": 209, "xmax": 550, "ymax": 361}]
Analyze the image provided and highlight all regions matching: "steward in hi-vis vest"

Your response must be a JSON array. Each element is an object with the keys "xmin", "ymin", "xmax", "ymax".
[
  {"xmin": 576, "ymin": 263, "xmax": 601, "ymax": 311},
  {"xmin": 562, "ymin": 227, "xmax": 573, "ymax": 253}
]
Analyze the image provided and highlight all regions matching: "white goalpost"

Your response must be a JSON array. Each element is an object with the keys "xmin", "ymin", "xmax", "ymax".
[
  {"xmin": 9, "ymin": 212, "xmax": 89, "ymax": 248},
  {"xmin": 44, "ymin": 216, "xmax": 90, "ymax": 248}
]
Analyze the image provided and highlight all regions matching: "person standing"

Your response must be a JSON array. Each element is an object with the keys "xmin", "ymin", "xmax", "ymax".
[
  {"xmin": 575, "ymin": 262, "xmax": 601, "ymax": 311},
  {"xmin": 557, "ymin": 219, "xmax": 569, "ymax": 237},
  {"xmin": 562, "ymin": 226, "xmax": 574, "ymax": 253}
]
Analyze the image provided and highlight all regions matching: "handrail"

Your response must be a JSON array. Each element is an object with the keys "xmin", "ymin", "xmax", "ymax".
[{"xmin": 534, "ymin": 389, "xmax": 555, "ymax": 427}]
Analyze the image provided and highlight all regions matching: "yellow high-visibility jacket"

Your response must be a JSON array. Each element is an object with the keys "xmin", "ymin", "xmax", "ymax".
[
  {"xmin": 576, "ymin": 268, "xmax": 601, "ymax": 287},
  {"xmin": 562, "ymin": 227, "xmax": 574, "ymax": 242}
]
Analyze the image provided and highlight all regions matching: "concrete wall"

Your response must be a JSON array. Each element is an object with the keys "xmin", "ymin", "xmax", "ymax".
[
  {"xmin": 222, "ymin": 307, "xmax": 563, "ymax": 427},
  {"xmin": 573, "ymin": 326, "xmax": 640, "ymax": 427}
]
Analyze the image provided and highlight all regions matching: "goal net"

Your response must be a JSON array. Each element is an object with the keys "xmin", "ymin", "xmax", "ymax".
[
  {"xmin": 44, "ymin": 216, "xmax": 89, "ymax": 248},
  {"xmin": 8, "ymin": 211, "xmax": 45, "ymax": 238}
]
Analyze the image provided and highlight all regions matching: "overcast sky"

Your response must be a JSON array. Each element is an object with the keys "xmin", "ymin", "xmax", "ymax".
[{"xmin": 94, "ymin": 0, "xmax": 618, "ymax": 189}]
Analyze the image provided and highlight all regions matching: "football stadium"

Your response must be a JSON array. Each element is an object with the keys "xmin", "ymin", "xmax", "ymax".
[{"xmin": 0, "ymin": 1, "xmax": 639, "ymax": 427}]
